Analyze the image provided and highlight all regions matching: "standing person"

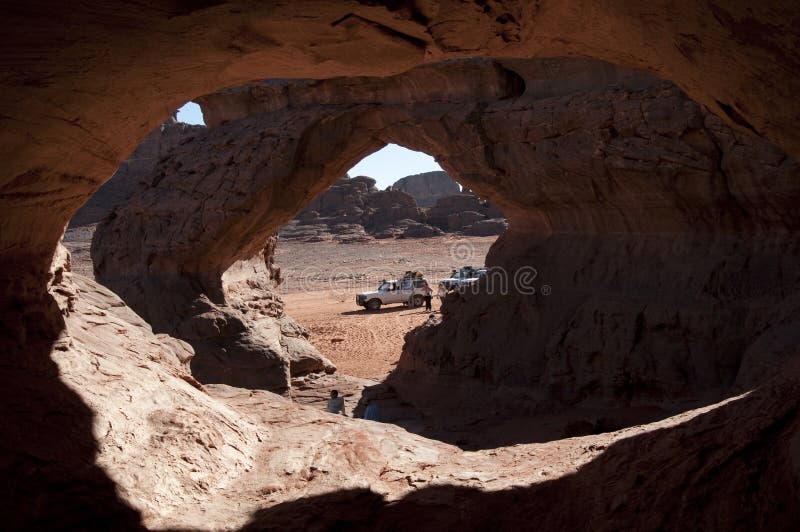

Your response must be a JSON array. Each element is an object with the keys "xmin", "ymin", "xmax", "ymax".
[
  {"xmin": 437, "ymin": 282, "xmax": 447, "ymax": 303},
  {"xmin": 326, "ymin": 389, "xmax": 346, "ymax": 416},
  {"xmin": 423, "ymin": 282, "xmax": 433, "ymax": 311}
]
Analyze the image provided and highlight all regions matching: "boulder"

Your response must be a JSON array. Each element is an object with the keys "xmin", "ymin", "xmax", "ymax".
[
  {"xmin": 303, "ymin": 176, "xmax": 375, "ymax": 218},
  {"xmin": 447, "ymin": 210, "xmax": 486, "ymax": 231},
  {"xmin": 364, "ymin": 189, "xmax": 423, "ymax": 228},
  {"xmin": 391, "ymin": 170, "xmax": 461, "ymax": 207},
  {"xmin": 427, "ymin": 193, "xmax": 484, "ymax": 229},
  {"xmin": 463, "ymin": 218, "xmax": 508, "ymax": 236},
  {"xmin": 401, "ymin": 222, "xmax": 445, "ymax": 238}
]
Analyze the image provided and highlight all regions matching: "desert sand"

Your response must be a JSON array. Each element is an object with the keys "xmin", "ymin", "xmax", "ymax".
[
  {"xmin": 64, "ymin": 230, "xmax": 497, "ymax": 380},
  {"xmin": 276, "ymin": 235, "xmax": 497, "ymax": 378}
]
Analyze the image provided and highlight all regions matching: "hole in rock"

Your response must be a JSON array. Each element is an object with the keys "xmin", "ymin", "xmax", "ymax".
[
  {"xmin": 63, "ymin": 56, "xmax": 800, "ymax": 466},
  {"xmin": 176, "ymin": 101, "xmax": 206, "ymax": 125},
  {"xmin": 276, "ymin": 143, "xmax": 506, "ymax": 427},
  {"xmin": 2, "ymin": 0, "xmax": 798, "ymax": 521}
]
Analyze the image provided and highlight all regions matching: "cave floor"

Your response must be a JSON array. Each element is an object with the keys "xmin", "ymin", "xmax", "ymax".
[{"xmin": 181, "ymin": 384, "xmax": 751, "ymax": 531}]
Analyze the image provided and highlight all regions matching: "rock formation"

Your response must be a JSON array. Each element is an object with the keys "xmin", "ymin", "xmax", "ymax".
[
  {"xmin": 94, "ymin": 55, "xmax": 800, "ymax": 422},
  {"xmin": 280, "ymin": 172, "xmax": 503, "ymax": 242},
  {"xmin": 426, "ymin": 192, "xmax": 507, "ymax": 234},
  {"xmin": 93, "ymin": 58, "xmax": 526, "ymax": 393},
  {"xmin": 4, "ymin": 1, "xmax": 800, "ymax": 281},
  {"xmin": 391, "ymin": 170, "xmax": 460, "ymax": 207},
  {"xmin": 69, "ymin": 115, "xmax": 205, "ymax": 228},
  {"xmin": 10, "ymin": 245, "xmax": 800, "ymax": 530},
  {"xmin": 280, "ymin": 175, "xmax": 438, "ymax": 242},
  {"xmin": 391, "ymin": 78, "xmax": 800, "ymax": 427},
  {"xmin": 4, "ymin": 2, "xmax": 800, "ymax": 528}
]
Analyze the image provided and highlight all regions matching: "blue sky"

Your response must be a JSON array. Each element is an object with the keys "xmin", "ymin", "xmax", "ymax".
[
  {"xmin": 347, "ymin": 143, "xmax": 444, "ymax": 189},
  {"xmin": 177, "ymin": 102, "xmax": 204, "ymax": 124},
  {"xmin": 176, "ymin": 102, "xmax": 444, "ymax": 189}
]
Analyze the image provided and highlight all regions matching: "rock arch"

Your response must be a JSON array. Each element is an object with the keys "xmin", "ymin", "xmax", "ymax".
[
  {"xmin": 92, "ymin": 58, "xmax": 525, "ymax": 390},
  {"xmin": 3, "ymin": 2, "xmax": 800, "ymax": 527},
  {"xmin": 3, "ymin": 1, "xmax": 800, "ymax": 282},
  {"xmin": 93, "ymin": 57, "xmax": 800, "ymax": 411}
]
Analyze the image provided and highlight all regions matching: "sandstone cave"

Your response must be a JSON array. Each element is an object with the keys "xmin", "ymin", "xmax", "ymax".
[{"xmin": 2, "ymin": 2, "xmax": 800, "ymax": 530}]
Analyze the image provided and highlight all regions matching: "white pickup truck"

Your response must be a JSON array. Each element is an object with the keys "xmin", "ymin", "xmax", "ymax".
[{"xmin": 356, "ymin": 277, "xmax": 429, "ymax": 310}]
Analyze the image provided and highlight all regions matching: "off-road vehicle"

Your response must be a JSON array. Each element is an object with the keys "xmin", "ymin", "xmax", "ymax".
[
  {"xmin": 439, "ymin": 266, "xmax": 487, "ymax": 291},
  {"xmin": 356, "ymin": 273, "xmax": 430, "ymax": 310}
]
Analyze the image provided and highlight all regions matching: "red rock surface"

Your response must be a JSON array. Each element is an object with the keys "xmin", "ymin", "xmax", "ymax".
[
  {"xmin": 3, "ymin": 1, "xmax": 800, "ymax": 277},
  {"xmin": 3, "ymin": 2, "xmax": 800, "ymax": 528},
  {"xmin": 69, "ymin": 115, "xmax": 205, "ymax": 228},
  {"xmin": 16, "ymin": 260, "xmax": 800, "ymax": 529},
  {"xmin": 93, "ymin": 57, "xmax": 800, "ymax": 410}
]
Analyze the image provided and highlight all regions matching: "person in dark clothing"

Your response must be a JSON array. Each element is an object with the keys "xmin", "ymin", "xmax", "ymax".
[{"xmin": 423, "ymin": 282, "xmax": 433, "ymax": 311}]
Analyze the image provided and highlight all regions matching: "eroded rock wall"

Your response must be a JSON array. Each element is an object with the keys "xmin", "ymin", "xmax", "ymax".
[
  {"xmin": 92, "ymin": 58, "xmax": 524, "ymax": 391},
  {"xmin": 395, "ymin": 80, "xmax": 800, "ymax": 416},
  {"xmin": 3, "ymin": 0, "xmax": 800, "ymax": 305},
  {"xmin": 94, "ymin": 56, "xmax": 800, "ymax": 412},
  {"xmin": 69, "ymin": 115, "xmax": 205, "ymax": 228}
]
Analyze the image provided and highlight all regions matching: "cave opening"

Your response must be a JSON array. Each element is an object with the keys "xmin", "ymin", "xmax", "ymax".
[
  {"xmin": 4, "ymin": 3, "xmax": 800, "ymax": 528},
  {"xmin": 273, "ymin": 141, "xmax": 506, "ymax": 420},
  {"xmin": 72, "ymin": 55, "xmax": 800, "ymax": 455}
]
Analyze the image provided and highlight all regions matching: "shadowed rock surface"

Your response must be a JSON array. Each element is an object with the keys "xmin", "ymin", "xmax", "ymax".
[
  {"xmin": 93, "ymin": 57, "xmax": 800, "ymax": 412},
  {"xmin": 391, "ymin": 77, "xmax": 800, "ymax": 430},
  {"xmin": 69, "ymin": 115, "xmax": 205, "ymax": 228},
  {"xmin": 426, "ymin": 192, "xmax": 506, "ymax": 233},
  {"xmin": 3, "ymin": 2, "xmax": 800, "ymax": 528}
]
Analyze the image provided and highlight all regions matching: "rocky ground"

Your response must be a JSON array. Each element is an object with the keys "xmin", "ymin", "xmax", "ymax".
[
  {"xmin": 50, "ymin": 267, "xmax": 794, "ymax": 530},
  {"xmin": 64, "ymin": 229, "xmax": 694, "ymax": 451}
]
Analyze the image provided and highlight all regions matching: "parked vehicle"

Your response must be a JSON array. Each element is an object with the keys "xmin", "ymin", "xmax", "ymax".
[
  {"xmin": 439, "ymin": 266, "xmax": 487, "ymax": 291},
  {"xmin": 356, "ymin": 274, "xmax": 430, "ymax": 310}
]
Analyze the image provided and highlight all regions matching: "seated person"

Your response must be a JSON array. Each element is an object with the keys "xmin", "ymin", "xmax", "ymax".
[{"xmin": 326, "ymin": 390, "xmax": 346, "ymax": 415}]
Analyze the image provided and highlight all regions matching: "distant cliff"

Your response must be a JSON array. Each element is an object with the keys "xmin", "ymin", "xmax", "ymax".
[
  {"xmin": 391, "ymin": 171, "xmax": 460, "ymax": 207},
  {"xmin": 279, "ymin": 174, "xmax": 506, "ymax": 242}
]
